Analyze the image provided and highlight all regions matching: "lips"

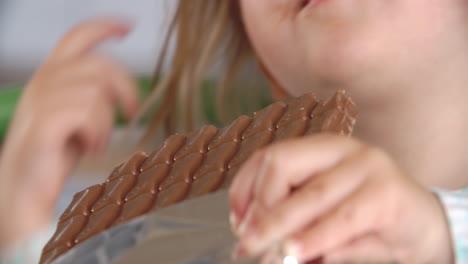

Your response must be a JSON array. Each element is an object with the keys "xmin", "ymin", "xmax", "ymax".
[
  {"xmin": 300, "ymin": 0, "xmax": 329, "ymax": 9},
  {"xmin": 300, "ymin": 0, "xmax": 311, "ymax": 8}
]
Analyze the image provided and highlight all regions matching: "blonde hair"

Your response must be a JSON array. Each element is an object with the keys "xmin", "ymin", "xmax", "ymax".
[{"xmin": 133, "ymin": 0, "xmax": 264, "ymax": 148}]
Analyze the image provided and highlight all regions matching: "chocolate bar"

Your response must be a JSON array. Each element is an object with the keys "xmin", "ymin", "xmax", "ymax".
[{"xmin": 40, "ymin": 91, "xmax": 357, "ymax": 263}]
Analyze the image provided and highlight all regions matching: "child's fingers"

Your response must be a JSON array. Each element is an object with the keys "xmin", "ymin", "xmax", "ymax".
[
  {"xmin": 254, "ymin": 135, "xmax": 361, "ymax": 205},
  {"xmin": 76, "ymin": 95, "xmax": 115, "ymax": 155},
  {"xmin": 322, "ymin": 234, "xmax": 394, "ymax": 264},
  {"xmin": 49, "ymin": 18, "xmax": 132, "ymax": 63},
  {"xmin": 98, "ymin": 98, "xmax": 115, "ymax": 155},
  {"xmin": 96, "ymin": 109, "xmax": 114, "ymax": 155},
  {"xmin": 31, "ymin": 53, "xmax": 137, "ymax": 153},
  {"xmin": 90, "ymin": 98, "xmax": 114, "ymax": 155},
  {"xmin": 229, "ymin": 151, "xmax": 267, "ymax": 229},
  {"xmin": 65, "ymin": 54, "xmax": 139, "ymax": 119},
  {"xmin": 60, "ymin": 108, "xmax": 103, "ymax": 155},
  {"xmin": 12, "ymin": 96, "xmax": 114, "ymax": 243},
  {"xmin": 237, "ymin": 148, "xmax": 370, "ymax": 255},
  {"xmin": 43, "ymin": 79, "xmax": 115, "ymax": 155},
  {"xmin": 103, "ymin": 58, "xmax": 139, "ymax": 119},
  {"xmin": 230, "ymin": 135, "xmax": 360, "ymax": 232},
  {"xmin": 287, "ymin": 185, "xmax": 387, "ymax": 262}
]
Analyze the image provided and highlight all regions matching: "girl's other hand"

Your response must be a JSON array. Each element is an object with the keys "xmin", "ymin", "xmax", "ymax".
[
  {"xmin": 0, "ymin": 18, "xmax": 139, "ymax": 247},
  {"xmin": 229, "ymin": 134, "xmax": 454, "ymax": 264}
]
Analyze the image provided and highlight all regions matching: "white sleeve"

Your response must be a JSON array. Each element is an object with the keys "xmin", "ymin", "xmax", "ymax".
[{"xmin": 434, "ymin": 188, "xmax": 468, "ymax": 264}]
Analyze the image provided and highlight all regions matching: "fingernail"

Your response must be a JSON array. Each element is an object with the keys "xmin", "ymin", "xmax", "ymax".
[
  {"xmin": 237, "ymin": 207, "xmax": 254, "ymax": 237},
  {"xmin": 283, "ymin": 239, "xmax": 303, "ymax": 260},
  {"xmin": 237, "ymin": 204, "xmax": 271, "ymax": 256},
  {"xmin": 230, "ymin": 212, "xmax": 239, "ymax": 233}
]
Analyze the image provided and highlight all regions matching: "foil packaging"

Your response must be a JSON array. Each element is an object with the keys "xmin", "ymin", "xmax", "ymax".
[{"xmin": 52, "ymin": 191, "xmax": 298, "ymax": 264}]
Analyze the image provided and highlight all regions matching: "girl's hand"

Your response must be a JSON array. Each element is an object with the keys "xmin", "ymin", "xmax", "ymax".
[
  {"xmin": 0, "ymin": 18, "xmax": 139, "ymax": 247},
  {"xmin": 229, "ymin": 134, "xmax": 453, "ymax": 264}
]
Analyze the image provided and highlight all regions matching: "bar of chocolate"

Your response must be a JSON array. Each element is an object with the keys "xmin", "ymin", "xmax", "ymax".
[{"xmin": 40, "ymin": 91, "xmax": 357, "ymax": 264}]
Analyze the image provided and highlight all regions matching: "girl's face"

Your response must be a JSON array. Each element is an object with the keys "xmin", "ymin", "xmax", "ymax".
[{"xmin": 240, "ymin": 0, "xmax": 468, "ymax": 96}]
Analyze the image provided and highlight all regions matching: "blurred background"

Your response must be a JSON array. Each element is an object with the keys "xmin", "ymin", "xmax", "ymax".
[
  {"xmin": 0, "ymin": 0, "xmax": 177, "ymax": 235},
  {"xmin": 0, "ymin": 0, "xmax": 175, "ymax": 84}
]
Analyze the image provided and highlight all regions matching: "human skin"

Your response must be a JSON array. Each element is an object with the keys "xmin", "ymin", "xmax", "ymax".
[
  {"xmin": 229, "ymin": 0, "xmax": 468, "ymax": 263},
  {"xmin": 240, "ymin": 0, "xmax": 468, "ymax": 189},
  {"xmin": 0, "ymin": 19, "xmax": 139, "ymax": 248}
]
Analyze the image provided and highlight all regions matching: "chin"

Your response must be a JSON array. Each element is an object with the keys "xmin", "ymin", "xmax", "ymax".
[{"xmin": 303, "ymin": 34, "xmax": 382, "ymax": 89}]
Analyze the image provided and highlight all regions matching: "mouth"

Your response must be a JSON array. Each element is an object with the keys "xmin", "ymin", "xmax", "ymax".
[
  {"xmin": 299, "ymin": 0, "xmax": 328, "ymax": 9},
  {"xmin": 300, "ymin": 0, "xmax": 311, "ymax": 8}
]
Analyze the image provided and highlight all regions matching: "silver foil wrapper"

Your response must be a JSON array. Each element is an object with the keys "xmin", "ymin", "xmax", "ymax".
[{"xmin": 52, "ymin": 191, "xmax": 299, "ymax": 264}]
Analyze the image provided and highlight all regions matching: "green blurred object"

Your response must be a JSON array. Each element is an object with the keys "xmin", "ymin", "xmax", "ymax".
[
  {"xmin": 0, "ymin": 77, "xmax": 156, "ymax": 141},
  {"xmin": 0, "ymin": 85, "xmax": 22, "ymax": 141},
  {"xmin": 0, "ymin": 77, "xmax": 273, "ymax": 142}
]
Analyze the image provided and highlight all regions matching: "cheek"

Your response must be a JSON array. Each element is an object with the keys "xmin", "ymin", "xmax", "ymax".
[
  {"xmin": 240, "ymin": 0, "xmax": 312, "ymax": 96},
  {"xmin": 241, "ymin": 0, "xmax": 468, "ymax": 95}
]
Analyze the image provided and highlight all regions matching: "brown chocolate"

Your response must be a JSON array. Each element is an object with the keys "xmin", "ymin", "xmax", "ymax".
[
  {"xmin": 43, "ymin": 215, "xmax": 87, "ymax": 253},
  {"xmin": 114, "ymin": 193, "xmax": 154, "ymax": 226},
  {"xmin": 108, "ymin": 152, "xmax": 147, "ymax": 182},
  {"xmin": 159, "ymin": 153, "xmax": 204, "ymax": 190},
  {"xmin": 242, "ymin": 102, "xmax": 287, "ymax": 139},
  {"xmin": 58, "ymin": 184, "xmax": 103, "ymax": 223},
  {"xmin": 125, "ymin": 164, "xmax": 170, "ymax": 201},
  {"xmin": 208, "ymin": 115, "xmax": 252, "ymax": 149},
  {"xmin": 188, "ymin": 170, "xmax": 225, "ymax": 199},
  {"xmin": 140, "ymin": 134, "xmax": 186, "ymax": 170},
  {"xmin": 40, "ymin": 91, "xmax": 357, "ymax": 263},
  {"xmin": 174, "ymin": 125, "xmax": 218, "ymax": 160},
  {"xmin": 194, "ymin": 142, "xmax": 238, "ymax": 177},
  {"xmin": 75, "ymin": 204, "xmax": 121, "ymax": 244}
]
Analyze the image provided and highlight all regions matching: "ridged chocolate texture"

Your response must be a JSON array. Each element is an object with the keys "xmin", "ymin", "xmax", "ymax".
[{"xmin": 40, "ymin": 91, "xmax": 357, "ymax": 263}]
